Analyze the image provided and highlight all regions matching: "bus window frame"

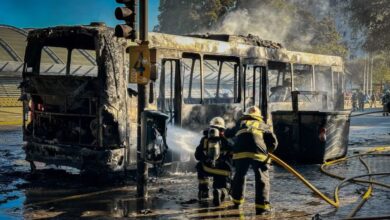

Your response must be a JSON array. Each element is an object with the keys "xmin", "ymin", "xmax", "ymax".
[
  {"xmin": 182, "ymin": 53, "xmax": 202, "ymax": 104},
  {"xmin": 203, "ymin": 54, "xmax": 240, "ymax": 104}
]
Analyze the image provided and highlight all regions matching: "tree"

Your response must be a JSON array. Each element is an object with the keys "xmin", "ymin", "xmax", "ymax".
[
  {"xmin": 372, "ymin": 52, "xmax": 390, "ymax": 89},
  {"xmin": 155, "ymin": 0, "xmax": 235, "ymax": 34},
  {"xmin": 347, "ymin": 0, "xmax": 390, "ymax": 52},
  {"xmin": 307, "ymin": 17, "xmax": 348, "ymax": 58}
]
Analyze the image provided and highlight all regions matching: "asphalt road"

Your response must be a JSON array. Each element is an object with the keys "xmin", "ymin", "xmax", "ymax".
[{"xmin": 0, "ymin": 111, "xmax": 389, "ymax": 219}]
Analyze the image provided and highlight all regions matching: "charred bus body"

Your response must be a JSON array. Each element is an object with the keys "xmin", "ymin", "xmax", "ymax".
[
  {"xmin": 148, "ymin": 33, "xmax": 350, "ymax": 164},
  {"xmin": 21, "ymin": 25, "xmax": 350, "ymax": 171},
  {"xmin": 21, "ymin": 25, "xmax": 171, "ymax": 174}
]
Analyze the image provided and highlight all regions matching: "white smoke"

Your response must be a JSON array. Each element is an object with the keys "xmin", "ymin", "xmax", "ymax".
[
  {"xmin": 212, "ymin": 7, "xmax": 293, "ymax": 44},
  {"xmin": 166, "ymin": 125, "xmax": 203, "ymax": 162},
  {"xmin": 201, "ymin": 1, "xmax": 332, "ymax": 50}
]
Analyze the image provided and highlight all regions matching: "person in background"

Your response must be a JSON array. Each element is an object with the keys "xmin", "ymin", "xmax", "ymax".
[
  {"xmin": 382, "ymin": 90, "xmax": 390, "ymax": 116},
  {"xmin": 194, "ymin": 117, "xmax": 233, "ymax": 206},
  {"xmin": 358, "ymin": 91, "xmax": 365, "ymax": 111},
  {"xmin": 225, "ymin": 106, "xmax": 278, "ymax": 215},
  {"xmin": 370, "ymin": 93, "xmax": 377, "ymax": 108},
  {"xmin": 352, "ymin": 92, "xmax": 358, "ymax": 111}
]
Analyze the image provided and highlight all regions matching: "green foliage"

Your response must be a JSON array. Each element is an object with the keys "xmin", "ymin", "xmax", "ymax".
[
  {"xmin": 306, "ymin": 17, "xmax": 348, "ymax": 58},
  {"xmin": 155, "ymin": 0, "xmax": 235, "ymax": 34},
  {"xmin": 346, "ymin": 52, "xmax": 390, "ymax": 86},
  {"xmin": 347, "ymin": 0, "xmax": 390, "ymax": 52},
  {"xmin": 372, "ymin": 52, "xmax": 390, "ymax": 84}
]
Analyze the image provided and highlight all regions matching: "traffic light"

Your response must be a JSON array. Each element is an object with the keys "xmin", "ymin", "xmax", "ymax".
[{"xmin": 115, "ymin": 0, "xmax": 137, "ymax": 40}]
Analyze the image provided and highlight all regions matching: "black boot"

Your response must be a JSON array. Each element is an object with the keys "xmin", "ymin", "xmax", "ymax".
[
  {"xmin": 198, "ymin": 190, "xmax": 209, "ymax": 200},
  {"xmin": 256, "ymin": 208, "xmax": 272, "ymax": 215},
  {"xmin": 213, "ymin": 189, "xmax": 221, "ymax": 206}
]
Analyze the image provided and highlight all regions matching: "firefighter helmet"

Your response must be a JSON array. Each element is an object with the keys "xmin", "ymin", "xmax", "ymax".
[
  {"xmin": 244, "ymin": 106, "xmax": 262, "ymax": 118},
  {"xmin": 209, "ymin": 117, "xmax": 225, "ymax": 129}
]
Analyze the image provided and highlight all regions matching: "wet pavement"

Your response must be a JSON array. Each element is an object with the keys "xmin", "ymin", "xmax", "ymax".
[{"xmin": 0, "ymin": 112, "xmax": 389, "ymax": 219}]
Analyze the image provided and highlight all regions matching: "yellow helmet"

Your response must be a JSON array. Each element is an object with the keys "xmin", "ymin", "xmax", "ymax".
[
  {"xmin": 244, "ymin": 106, "xmax": 262, "ymax": 118},
  {"xmin": 209, "ymin": 117, "xmax": 226, "ymax": 129}
]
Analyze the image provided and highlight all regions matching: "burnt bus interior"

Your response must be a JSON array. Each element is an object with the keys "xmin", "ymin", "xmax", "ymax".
[
  {"xmin": 148, "ymin": 33, "xmax": 349, "ymax": 164},
  {"xmin": 268, "ymin": 61, "xmax": 345, "ymax": 112},
  {"xmin": 22, "ymin": 32, "xmax": 102, "ymax": 149},
  {"xmin": 154, "ymin": 50, "xmax": 268, "ymax": 131},
  {"xmin": 150, "ymin": 33, "xmax": 346, "ymax": 132},
  {"xmin": 21, "ymin": 27, "xmax": 139, "ymax": 172}
]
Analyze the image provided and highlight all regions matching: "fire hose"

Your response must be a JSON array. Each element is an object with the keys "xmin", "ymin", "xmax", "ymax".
[{"xmin": 269, "ymin": 146, "xmax": 390, "ymax": 219}]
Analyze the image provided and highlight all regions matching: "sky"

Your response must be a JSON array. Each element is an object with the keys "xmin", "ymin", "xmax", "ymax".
[{"xmin": 0, "ymin": 0, "xmax": 160, "ymax": 31}]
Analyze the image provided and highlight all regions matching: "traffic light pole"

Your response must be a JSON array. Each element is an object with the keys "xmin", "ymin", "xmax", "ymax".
[
  {"xmin": 136, "ymin": 0, "xmax": 148, "ymax": 198},
  {"xmin": 137, "ymin": 84, "xmax": 148, "ymax": 198},
  {"xmin": 139, "ymin": 0, "xmax": 148, "ymax": 42}
]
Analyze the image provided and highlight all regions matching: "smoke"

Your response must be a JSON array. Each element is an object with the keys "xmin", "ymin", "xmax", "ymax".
[
  {"xmin": 166, "ymin": 125, "xmax": 202, "ymax": 162},
  {"xmin": 210, "ymin": 6, "xmax": 293, "ymax": 45},
  {"xmin": 202, "ymin": 0, "xmax": 332, "ymax": 50}
]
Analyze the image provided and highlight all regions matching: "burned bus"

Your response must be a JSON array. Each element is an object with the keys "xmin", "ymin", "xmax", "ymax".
[
  {"xmin": 21, "ymin": 24, "xmax": 349, "ymax": 172},
  {"xmin": 21, "ymin": 24, "xmax": 172, "ymax": 174},
  {"xmin": 147, "ymin": 34, "xmax": 350, "ymax": 164}
]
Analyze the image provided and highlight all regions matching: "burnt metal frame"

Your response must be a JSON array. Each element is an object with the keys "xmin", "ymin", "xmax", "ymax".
[
  {"xmin": 160, "ymin": 58, "xmax": 181, "ymax": 125},
  {"xmin": 291, "ymin": 64, "xmax": 315, "ymax": 92},
  {"xmin": 245, "ymin": 65, "xmax": 269, "ymax": 120},
  {"xmin": 22, "ymin": 34, "xmax": 103, "ymax": 149}
]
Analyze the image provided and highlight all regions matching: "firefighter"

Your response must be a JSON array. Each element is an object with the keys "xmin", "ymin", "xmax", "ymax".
[
  {"xmin": 194, "ymin": 117, "xmax": 233, "ymax": 206},
  {"xmin": 352, "ymin": 92, "xmax": 358, "ymax": 111},
  {"xmin": 225, "ymin": 106, "xmax": 278, "ymax": 215}
]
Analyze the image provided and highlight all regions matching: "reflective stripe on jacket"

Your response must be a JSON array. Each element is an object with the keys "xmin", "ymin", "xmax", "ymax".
[
  {"xmin": 232, "ymin": 152, "xmax": 269, "ymax": 162},
  {"xmin": 202, "ymin": 164, "xmax": 231, "ymax": 176}
]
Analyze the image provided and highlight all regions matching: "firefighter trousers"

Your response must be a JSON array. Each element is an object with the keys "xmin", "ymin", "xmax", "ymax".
[
  {"xmin": 196, "ymin": 161, "xmax": 231, "ymax": 192},
  {"xmin": 231, "ymin": 158, "xmax": 270, "ymax": 210}
]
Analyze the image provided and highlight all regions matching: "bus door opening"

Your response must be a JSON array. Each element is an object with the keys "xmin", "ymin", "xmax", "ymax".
[{"xmin": 158, "ymin": 59, "xmax": 181, "ymax": 126}]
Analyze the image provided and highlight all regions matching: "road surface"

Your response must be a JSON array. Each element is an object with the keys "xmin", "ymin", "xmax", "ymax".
[{"xmin": 0, "ymin": 111, "xmax": 389, "ymax": 219}]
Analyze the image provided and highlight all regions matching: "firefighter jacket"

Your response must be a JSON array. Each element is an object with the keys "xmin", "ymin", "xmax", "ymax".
[
  {"xmin": 225, "ymin": 115, "xmax": 278, "ymax": 162},
  {"xmin": 194, "ymin": 130, "xmax": 232, "ymax": 164}
]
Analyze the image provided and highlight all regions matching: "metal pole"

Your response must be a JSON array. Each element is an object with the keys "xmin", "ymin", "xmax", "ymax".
[
  {"xmin": 363, "ymin": 58, "xmax": 366, "ymax": 94},
  {"xmin": 137, "ymin": 0, "xmax": 149, "ymax": 198},
  {"xmin": 370, "ymin": 55, "xmax": 374, "ymax": 97},
  {"xmin": 366, "ymin": 55, "xmax": 370, "ymax": 95},
  {"xmin": 331, "ymin": 69, "xmax": 334, "ymax": 101},
  {"xmin": 311, "ymin": 65, "xmax": 315, "ymax": 91},
  {"xmin": 137, "ymin": 84, "xmax": 148, "ymax": 198},
  {"xmin": 290, "ymin": 63, "xmax": 294, "ymax": 90},
  {"xmin": 139, "ymin": 0, "xmax": 148, "ymax": 42},
  {"xmin": 200, "ymin": 55, "xmax": 204, "ymax": 103}
]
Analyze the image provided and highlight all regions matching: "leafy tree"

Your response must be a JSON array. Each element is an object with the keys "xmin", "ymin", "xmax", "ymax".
[
  {"xmin": 307, "ymin": 17, "xmax": 348, "ymax": 58},
  {"xmin": 372, "ymin": 52, "xmax": 390, "ymax": 86},
  {"xmin": 155, "ymin": 0, "xmax": 235, "ymax": 34},
  {"xmin": 346, "ymin": 0, "xmax": 390, "ymax": 52}
]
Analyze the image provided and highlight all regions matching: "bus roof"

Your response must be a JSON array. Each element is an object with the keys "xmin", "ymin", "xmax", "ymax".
[{"xmin": 148, "ymin": 32, "xmax": 344, "ymax": 71}]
